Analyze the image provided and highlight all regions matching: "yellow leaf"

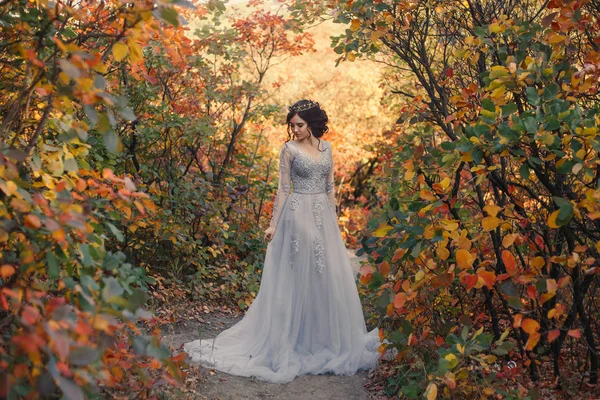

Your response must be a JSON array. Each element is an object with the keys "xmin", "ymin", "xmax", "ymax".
[
  {"xmin": 112, "ymin": 42, "xmax": 129, "ymax": 62},
  {"xmin": 444, "ymin": 353, "xmax": 458, "ymax": 369},
  {"xmin": 350, "ymin": 19, "xmax": 361, "ymax": 31},
  {"xmin": 370, "ymin": 30, "xmax": 385, "ymax": 42},
  {"xmin": 540, "ymin": 133, "xmax": 555, "ymax": 146},
  {"xmin": 482, "ymin": 216, "xmax": 501, "ymax": 231},
  {"xmin": 489, "ymin": 22, "xmax": 504, "ymax": 34},
  {"xmin": 484, "ymin": 204, "xmax": 502, "ymax": 218},
  {"xmin": 347, "ymin": 52, "xmax": 356, "ymax": 62},
  {"xmin": 374, "ymin": 224, "xmax": 392, "ymax": 237},
  {"xmin": 531, "ymin": 256, "xmax": 545, "ymax": 269},
  {"xmin": 127, "ymin": 38, "xmax": 143, "ymax": 63},
  {"xmin": 415, "ymin": 270, "xmax": 425, "ymax": 282},
  {"xmin": 548, "ymin": 210, "xmax": 560, "ymax": 228},
  {"xmin": 548, "ymin": 33, "xmax": 566, "ymax": 45},
  {"xmin": 456, "ymin": 249, "xmax": 474, "ymax": 269},
  {"xmin": 437, "ymin": 246, "xmax": 450, "ymax": 260},
  {"xmin": 2, "ymin": 181, "xmax": 18, "ymax": 196},
  {"xmin": 426, "ymin": 383, "xmax": 438, "ymax": 400}
]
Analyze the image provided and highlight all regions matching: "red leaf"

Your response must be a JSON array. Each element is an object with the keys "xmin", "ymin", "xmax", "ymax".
[
  {"xmin": 21, "ymin": 306, "xmax": 39, "ymax": 325},
  {"xmin": 394, "ymin": 293, "xmax": 407, "ymax": 309},
  {"xmin": 502, "ymin": 250, "xmax": 518, "ymax": 276},
  {"xmin": 547, "ymin": 329, "xmax": 560, "ymax": 343},
  {"xmin": 568, "ymin": 329, "xmax": 581, "ymax": 339}
]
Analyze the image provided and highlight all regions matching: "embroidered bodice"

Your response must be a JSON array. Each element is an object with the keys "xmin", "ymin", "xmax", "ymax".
[
  {"xmin": 269, "ymin": 140, "xmax": 336, "ymax": 229},
  {"xmin": 290, "ymin": 143, "xmax": 332, "ymax": 194}
]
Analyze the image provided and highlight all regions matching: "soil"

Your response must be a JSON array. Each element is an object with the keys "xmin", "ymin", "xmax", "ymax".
[{"xmin": 159, "ymin": 249, "xmax": 381, "ymax": 400}]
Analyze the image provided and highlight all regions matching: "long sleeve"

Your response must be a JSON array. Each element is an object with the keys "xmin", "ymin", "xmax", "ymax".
[
  {"xmin": 269, "ymin": 144, "xmax": 292, "ymax": 229},
  {"xmin": 326, "ymin": 144, "xmax": 336, "ymax": 211}
]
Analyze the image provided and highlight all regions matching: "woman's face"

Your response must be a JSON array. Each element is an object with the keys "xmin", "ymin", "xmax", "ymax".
[{"xmin": 289, "ymin": 114, "xmax": 311, "ymax": 141}]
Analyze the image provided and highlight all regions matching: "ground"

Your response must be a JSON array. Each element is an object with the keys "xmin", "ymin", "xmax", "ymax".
[{"xmin": 158, "ymin": 249, "xmax": 381, "ymax": 400}]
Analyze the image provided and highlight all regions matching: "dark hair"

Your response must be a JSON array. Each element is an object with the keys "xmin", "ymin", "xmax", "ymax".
[{"xmin": 286, "ymin": 100, "xmax": 329, "ymax": 141}]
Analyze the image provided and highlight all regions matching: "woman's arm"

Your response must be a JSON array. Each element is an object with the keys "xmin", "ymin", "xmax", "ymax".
[
  {"xmin": 326, "ymin": 143, "xmax": 337, "ymax": 214},
  {"xmin": 265, "ymin": 144, "xmax": 292, "ymax": 240}
]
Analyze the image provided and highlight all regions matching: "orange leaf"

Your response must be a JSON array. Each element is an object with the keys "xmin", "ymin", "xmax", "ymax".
[
  {"xmin": 568, "ymin": 329, "xmax": 581, "ymax": 339},
  {"xmin": 462, "ymin": 273, "xmax": 478, "ymax": 290},
  {"xmin": 0, "ymin": 265, "xmax": 16, "ymax": 279},
  {"xmin": 456, "ymin": 249, "xmax": 474, "ymax": 269},
  {"xmin": 513, "ymin": 314, "xmax": 523, "ymax": 328},
  {"xmin": 379, "ymin": 261, "xmax": 390, "ymax": 277},
  {"xmin": 24, "ymin": 214, "xmax": 42, "ymax": 229},
  {"xmin": 476, "ymin": 268, "xmax": 496, "ymax": 289},
  {"xmin": 547, "ymin": 329, "xmax": 560, "ymax": 343},
  {"xmin": 502, "ymin": 250, "xmax": 518, "ymax": 276},
  {"xmin": 525, "ymin": 332, "xmax": 541, "ymax": 351},
  {"xmin": 522, "ymin": 318, "xmax": 540, "ymax": 335},
  {"xmin": 359, "ymin": 264, "xmax": 374, "ymax": 277},
  {"xmin": 526, "ymin": 285, "xmax": 537, "ymax": 299},
  {"xmin": 394, "ymin": 293, "xmax": 407, "ymax": 309}
]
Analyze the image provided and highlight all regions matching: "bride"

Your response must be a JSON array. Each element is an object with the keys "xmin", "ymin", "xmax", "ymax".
[{"xmin": 184, "ymin": 100, "xmax": 380, "ymax": 383}]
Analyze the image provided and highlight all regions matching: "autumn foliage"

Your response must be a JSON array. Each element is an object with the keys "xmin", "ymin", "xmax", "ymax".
[
  {"xmin": 291, "ymin": 0, "xmax": 600, "ymax": 397},
  {"xmin": 0, "ymin": 0, "xmax": 315, "ymax": 398}
]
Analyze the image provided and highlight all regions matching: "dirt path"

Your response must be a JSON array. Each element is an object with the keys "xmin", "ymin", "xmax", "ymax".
[{"xmin": 161, "ymin": 249, "xmax": 378, "ymax": 400}]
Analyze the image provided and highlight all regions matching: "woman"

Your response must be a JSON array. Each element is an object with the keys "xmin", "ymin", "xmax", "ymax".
[{"xmin": 184, "ymin": 100, "xmax": 379, "ymax": 383}]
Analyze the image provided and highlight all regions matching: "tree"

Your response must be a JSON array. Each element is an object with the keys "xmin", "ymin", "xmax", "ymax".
[{"xmin": 294, "ymin": 0, "xmax": 600, "ymax": 396}]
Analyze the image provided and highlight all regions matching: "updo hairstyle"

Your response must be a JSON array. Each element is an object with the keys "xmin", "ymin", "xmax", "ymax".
[{"xmin": 286, "ymin": 100, "xmax": 329, "ymax": 140}]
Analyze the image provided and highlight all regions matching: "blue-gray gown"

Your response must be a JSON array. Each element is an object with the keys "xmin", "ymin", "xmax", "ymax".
[{"xmin": 184, "ymin": 140, "xmax": 379, "ymax": 383}]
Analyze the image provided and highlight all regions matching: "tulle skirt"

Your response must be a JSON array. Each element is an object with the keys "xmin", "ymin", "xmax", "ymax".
[{"xmin": 183, "ymin": 192, "xmax": 379, "ymax": 383}]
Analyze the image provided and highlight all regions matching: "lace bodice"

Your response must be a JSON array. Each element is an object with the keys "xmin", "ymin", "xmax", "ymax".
[
  {"xmin": 269, "ymin": 140, "xmax": 336, "ymax": 228},
  {"xmin": 291, "ymin": 143, "xmax": 332, "ymax": 194}
]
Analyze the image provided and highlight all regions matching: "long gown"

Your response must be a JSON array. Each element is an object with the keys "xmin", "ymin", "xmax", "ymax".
[{"xmin": 183, "ymin": 139, "xmax": 380, "ymax": 383}]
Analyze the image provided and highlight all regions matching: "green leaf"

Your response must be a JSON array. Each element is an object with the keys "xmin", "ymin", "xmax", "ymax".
[
  {"xmin": 482, "ymin": 98, "xmax": 495, "ymax": 113},
  {"xmin": 519, "ymin": 163, "xmax": 530, "ymax": 180},
  {"xmin": 46, "ymin": 252, "xmax": 60, "ymax": 279},
  {"xmin": 441, "ymin": 141, "xmax": 455, "ymax": 151},
  {"xmin": 159, "ymin": 7, "xmax": 180, "ymax": 27},
  {"xmin": 106, "ymin": 222, "xmax": 124, "ymax": 242},
  {"xmin": 103, "ymin": 130, "xmax": 119, "ymax": 153},
  {"xmin": 542, "ymin": 83, "xmax": 559, "ymax": 102},
  {"xmin": 58, "ymin": 59, "xmax": 81, "ymax": 79},
  {"xmin": 119, "ymin": 107, "xmax": 136, "ymax": 122},
  {"xmin": 102, "ymin": 277, "xmax": 124, "ymax": 302},
  {"xmin": 501, "ymin": 103, "xmax": 518, "ymax": 117},
  {"xmin": 80, "ymin": 244, "xmax": 93, "ymax": 267},
  {"xmin": 544, "ymin": 117, "xmax": 560, "ymax": 131},
  {"xmin": 69, "ymin": 347, "xmax": 100, "ymax": 366},
  {"xmin": 64, "ymin": 157, "xmax": 78, "ymax": 172},
  {"xmin": 55, "ymin": 376, "xmax": 84, "ymax": 400},
  {"xmin": 524, "ymin": 117, "xmax": 538, "ymax": 133},
  {"xmin": 474, "ymin": 26, "xmax": 488, "ymax": 37},
  {"xmin": 553, "ymin": 196, "xmax": 574, "ymax": 226},
  {"xmin": 526, "ymin": 87, "xmax": 540, "ymax": 106}
]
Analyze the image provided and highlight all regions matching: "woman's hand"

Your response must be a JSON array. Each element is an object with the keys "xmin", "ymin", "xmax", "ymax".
[{"xmin": 264, "ymin": 227, "xmax": 276, "ymax": 242}]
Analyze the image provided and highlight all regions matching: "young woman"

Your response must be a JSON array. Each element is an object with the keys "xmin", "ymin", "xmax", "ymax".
[{"xmin": 184, "ymin": 100, "xmax": 379, "ymax": 383}]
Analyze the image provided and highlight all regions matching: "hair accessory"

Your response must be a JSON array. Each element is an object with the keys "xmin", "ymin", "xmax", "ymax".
[{"xmin": 288, "ymin": 100, "xmax": 319, "ymax": 113}]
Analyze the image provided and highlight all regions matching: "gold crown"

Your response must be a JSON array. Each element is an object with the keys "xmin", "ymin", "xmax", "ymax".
[{"xmin": 288, "ymin": 100, "xmax": 319, "ymax": 113}]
